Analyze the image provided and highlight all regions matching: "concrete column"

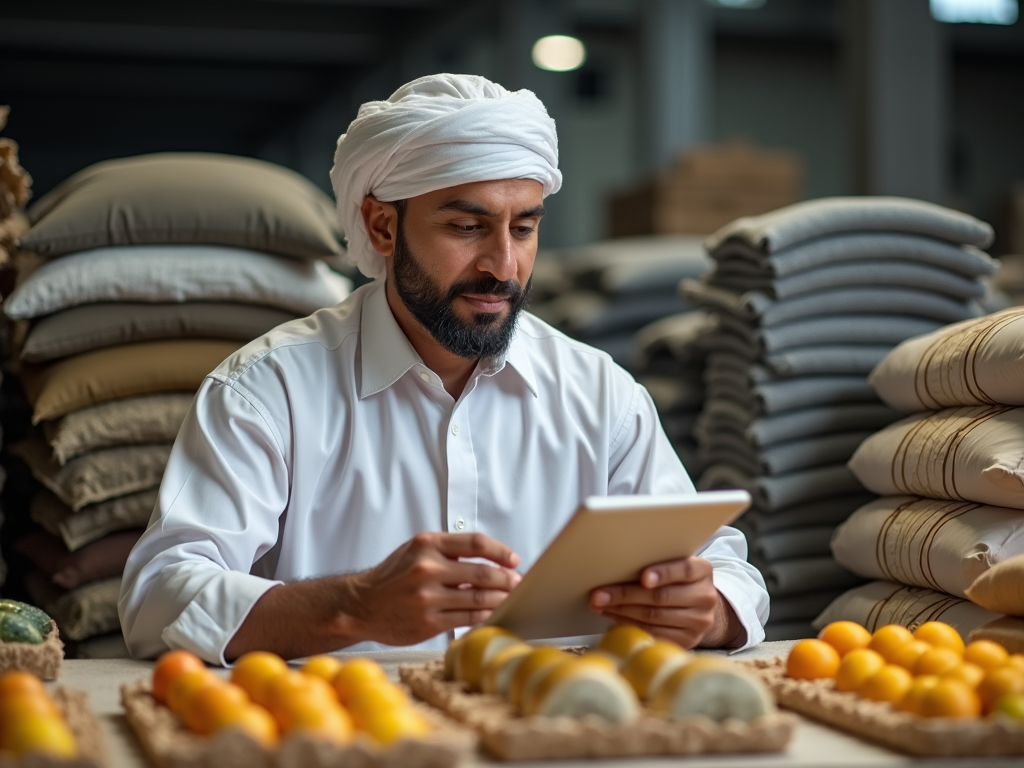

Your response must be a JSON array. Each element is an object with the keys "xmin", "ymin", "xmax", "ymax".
[
  {"xmin": 846, "ymin": 0, "xmax": 947, "ymax": 201},
  {"xmin": 640, "ymin": 0, "xmax": 713, "ymax": 173}
]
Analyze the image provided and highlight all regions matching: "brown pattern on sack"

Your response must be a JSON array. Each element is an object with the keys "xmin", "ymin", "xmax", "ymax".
[
  {"xmin": 745, "ymin": 657, "xmax": 1024, "ymax": 757},
  {"xmin": 399, "ymin": 661, "xmax": 795, "ymax": 761},
  {"xmin": 874, "ymin": 498, "xmax": 979, "ymax": 591},
  {"xmin": 865, "ymin": 585, "xmax": 970, "ymax": 633},
  {"xmin": 890, "ymin": 405, "xmax": 1012, "ymax": 500},
  {"xmin": 914, "ymin": 308, "xmax": 1024, "ymax": 409}
]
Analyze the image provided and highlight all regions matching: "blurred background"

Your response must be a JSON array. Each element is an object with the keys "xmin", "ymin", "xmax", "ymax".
[{"xmin": 2, "ymin": 0, "xmax": 1022, "ymax": 251}]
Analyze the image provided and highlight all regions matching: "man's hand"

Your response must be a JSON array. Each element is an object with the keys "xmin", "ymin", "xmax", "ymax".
[
  {"xmin": 225, "ymin": 531, "xmax": 521, "ymax": 660},
  {"xmin": 588, "ymin": 557, "xmax": 745, "ymax": 649},
  {"xmin": 340, "ymin": 532, "xmax": 521, "ymax": 646}
]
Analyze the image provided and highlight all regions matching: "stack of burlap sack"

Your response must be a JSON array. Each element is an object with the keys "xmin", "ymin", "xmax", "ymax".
[
  {"xmin": 1, "ymin": 153, "xmax": 350, "ymax": 653},
  {"xmin": 817, "ymin": 306, "xmax": 1024, "ymax": 650},
  {"xmin": 681, "ymin": 197, "xmax": 997, "ymax": 640}
]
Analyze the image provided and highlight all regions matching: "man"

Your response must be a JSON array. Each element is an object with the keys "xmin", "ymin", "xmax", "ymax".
[{"xmin": 119, "ymin": 74, "xmax": 768, "ymax": 664}]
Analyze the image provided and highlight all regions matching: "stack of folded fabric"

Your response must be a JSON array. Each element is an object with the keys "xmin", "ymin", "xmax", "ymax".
[
  {"xmin": 530, "ymin": 235, "xmax": 709, "ymax": 366},
  {"xmin": 682, "ymin": 197, "xmax": 997, "ymax": 640},
  {"xmin": 1, "ymin": 153, "xmax": 350, "ymax": 654},
  {"xmin": 818, "ymin": 306, "xmax": 1024, "ymax": 644}
]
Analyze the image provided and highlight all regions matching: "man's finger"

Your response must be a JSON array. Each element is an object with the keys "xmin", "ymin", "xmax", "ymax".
[
  {"xmin": 443, "ymin": 559, "xmax": 522, "ymax": 591},
  {"xmin": 590, "ymin": 581, "xmax": 716, "ymax": 610},
  {"xmin": 434, "ymin": 532, "xmax": 520, "ymax": 568},
  {"xmin": 639, "ymin": 556, "xmax": 713, "ymax": 588},
  {"xmin": 438, "ymin": 587, "xmax": 511, "ymax": 611},
  {"xmin": 436, "ymin": 609, "xmax": 494, "ymax": 630},
  {"xmin": 597, "ymin": 604, "xmax": 712, "ymax": 630}
]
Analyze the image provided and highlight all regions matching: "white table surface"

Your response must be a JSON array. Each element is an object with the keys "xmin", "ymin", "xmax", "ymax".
[{"xmin": 51, "ymin": 641, "xmax": 1023, "ymax": 768}]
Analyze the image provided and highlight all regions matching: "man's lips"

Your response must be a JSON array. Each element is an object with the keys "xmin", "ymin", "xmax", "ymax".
[{"xmin": 460, "ymin": 294, "xmax": 510, "ymax": 312}]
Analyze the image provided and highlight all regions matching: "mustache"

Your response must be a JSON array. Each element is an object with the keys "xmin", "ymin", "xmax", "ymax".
[{"xmin": 445, "ymin": 276, "xmax": 525, "ymax": 302}]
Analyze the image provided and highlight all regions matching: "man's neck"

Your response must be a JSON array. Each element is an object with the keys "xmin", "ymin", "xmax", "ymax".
[{"xmin": 384, "ymin": 279, "xmax": 477, "ymax": 399}]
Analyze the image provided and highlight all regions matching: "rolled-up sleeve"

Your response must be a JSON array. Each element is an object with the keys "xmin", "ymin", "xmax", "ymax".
[
  {"xmin": 118, "ymin": 375, "xmax": 290, "ymax": 664},
  {"xmin": 608, "ymin": 383, "xmax": 769, "ymax": 650}
]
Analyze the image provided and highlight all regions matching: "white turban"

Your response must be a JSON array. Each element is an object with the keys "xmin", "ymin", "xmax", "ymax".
[{"xmin": 330, "ymin": 73, "xmax": 562, "ymax": 279}]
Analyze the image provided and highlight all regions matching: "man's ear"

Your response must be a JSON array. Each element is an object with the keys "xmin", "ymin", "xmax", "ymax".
[{"xmin": 361, "ymin": 195, "xmax": 399, "ymax": 258}]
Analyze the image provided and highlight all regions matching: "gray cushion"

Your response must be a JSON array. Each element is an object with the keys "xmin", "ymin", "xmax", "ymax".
[
  {"xmin": 741, "ymin": 494, "xmax": 876, "ymax": 533},
  {"xmin": 20, "ymin": 152, "xmax": 344, "ymax": 260},
  {"xmin": 761, "ymin": 590, "xmax": 846, "ymax": 622},
  {"xmin": 697, "ymin": 462, "xmax": 864, "ymax": 512},
  {"xmin": 713, "ymin": 232, "xmax": 997, "ymax": 278},
  {"xmin": 705, "ymin": 373, "xmax": 878, "ymax": 415},
  {"xmin": 755, "ymin": 556, "xmax": 865, "ymax": 597},
  {"xmin": 630, "ymin": 311, "xmax": 715, "ymax": 372},
  {"xmin": 751, "ymin": 525, "xmax": 837, "ymax": 561},
  {"xmin": 21, "ymin": 302, "xmax": 297, "ymax": 362},
  {"xmin": 701, "ymin": 430, "xmax": 873, "ymax": 475},
  {"xmin": 716, "ymin": 314, "xmax": 944, "ymax": 356},
  {"xmin": 704, "ymin": 196, "xmax": 993, "ymax": 254}
]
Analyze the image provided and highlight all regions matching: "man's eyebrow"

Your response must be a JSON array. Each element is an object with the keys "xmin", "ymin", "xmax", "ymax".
[
  {"xmin": 434, "ymin": 200, "xmax": 546, "ymax": 218},
  {"xmin": 516, "ymin": 205, "xmax": 546, "ymax": 218}
]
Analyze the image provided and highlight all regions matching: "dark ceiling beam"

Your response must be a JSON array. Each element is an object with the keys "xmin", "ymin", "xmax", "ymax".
[{"xmin": 0, "ymin": 18, "xmax": 377, "ymax": 64}]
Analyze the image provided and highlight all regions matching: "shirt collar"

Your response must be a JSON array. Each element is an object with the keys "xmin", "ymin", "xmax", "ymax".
[{"xmin": 359, "ymin": 281, "xmax": 539, "ymax": 399}]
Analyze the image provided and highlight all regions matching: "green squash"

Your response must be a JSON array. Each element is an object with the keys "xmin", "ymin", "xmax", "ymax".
[{"xmin": 0, "ymin": 600, "xmax": 53, "ymax": 644}]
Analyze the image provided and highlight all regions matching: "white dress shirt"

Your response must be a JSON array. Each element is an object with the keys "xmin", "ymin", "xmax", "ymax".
[{"xmin": 119, "ymin": 281, "xmax": 768, "ymax": 663}]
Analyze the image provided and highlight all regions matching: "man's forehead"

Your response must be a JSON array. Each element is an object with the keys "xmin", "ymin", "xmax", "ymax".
[{"xmin": 408, "ymin": 179, "xmax": 544, "ymax": 215}]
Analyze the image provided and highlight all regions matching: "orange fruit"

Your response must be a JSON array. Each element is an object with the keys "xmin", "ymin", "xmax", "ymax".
[
  {"xmin": 346, "ymin": 684, "xmax": 410, "ymax": 728},
  {"xmin": 282, "ymin": 701, "xmax": 354, "ymax": 743},
  {"xmin": 835, "ymin": 649, "xmax": 886, "ymax": 693},
  {"xmin": 889, "ymin": 640, "xmax": 932, "ymax": 670},
  {"xmin": 978, "ymin": 666, "xmax": 1024, "ymax": 713},
  {"xmin": 899, "ymin": 675, "xmax": 940, "ymax": 715},
  {"xmin": 867, "ymin": 625, "xmax": 914, "ymax": 662},
  {"xmin": 0, "ymin": 713, "xmax": 77, "ymax": 758},
  {"xmin": 785, "ymin": 639, "xmax": 841, "ymax": 680},
  {"xmin": 0, "ymin": 672, "xmax": 47, "ymax": 700},
  {"xmin": 963, "ymin": 640, "xmax": 1009, "ymax": 671},
  {"xmin": 913, "ymin": 647, "xmax": 962, "ymax": 677},
  {"xmin": 1007, "ymin": 654, "xmax": 1024, "ymax": 673},
  {"xmin": 991, "ymin": 692, "xmax": 1024, "ymax": 721},
  {"xmin": 267, "ymin": 672, "xmax": 338, "ymax": 728},
  {"xmin": 185, "ymin": 682, "xmax": 250, "ymax": 735},
  {"xmin": 0, "ymin": 691, "xmax": 60, "ymax": 721},
  {"xmin": 597, "ymin": 625, "xmax": 655, "ymax": 662},
  {"xmin": 859, "ymin": 664, "xmax": 913, "ymax": 704},
  {"xmin": 817, "ymin": 621, "xmax": 872, "ymax": 658},
  {"xmin": 359, "ymin": 707, "xmax": 429, "ymax": 745},
  {"xmin": 332, "ymin": 658, "xmax": 388, "ymax": 706},
  {"xmin": 942, "ymin": 662, "xmax": 985, "ymax": 690},
  {"xmin": 919, "ymin": 679, "xmax": 981, "ymax": 719},
  {"xmin": 301, "ymin": 655, "xmax": 344, "ymax": 682},
  {"xmin": 213, "ymin": 703, "xmax": 279, "ymax": 748},
  {"xmin": 167, "ymin": 669, "xmax": 219, "ymax": 716},
  {"xmin": 230, "ymin": 651, "xmax": 289, "ymax": 708},
  {"xmin": 913, "ymin": 622, "xmax": 964, "ymax": 655},
  {"xmin": 152, "ymin": 650, "xmax": 206, "ymax": 704}
]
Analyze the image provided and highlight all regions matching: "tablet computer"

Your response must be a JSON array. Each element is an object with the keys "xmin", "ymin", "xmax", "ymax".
[{"xmin": 485, "ymin": 490, "xmax": 751, "ymax": 640}]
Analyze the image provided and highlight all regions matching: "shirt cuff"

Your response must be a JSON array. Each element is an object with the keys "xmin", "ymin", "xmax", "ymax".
[
  {"xmin": 713, "ymin": 569, "xmax": 767, "ymax": 652},
  {"xmin": 161, "ymin": 570, "xmax": 282, "ymax": 666}
]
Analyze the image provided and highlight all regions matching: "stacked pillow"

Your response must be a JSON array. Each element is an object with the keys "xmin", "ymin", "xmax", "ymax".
[
  {"xmin": 3, "ymin": 153, "xmax": 350, "ymax": 652},
  {"xmin": 682, "ymin": 197, "xmax": 996, "ymax": 640},
  {"xmin": 819, "ymin": 307, "xmax": 1024, "ymax": 643},
  {"xmin": 530, "ymin": 236, "xmax": 709, "ymax": 366}
]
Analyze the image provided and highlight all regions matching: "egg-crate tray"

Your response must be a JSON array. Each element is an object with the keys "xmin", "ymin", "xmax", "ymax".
[
  {"xmin": 0, "ymin": 687, "xmax": 109, "ymax": 768},
  {"xmin": 747, "ymin": 657, "xmax": 1024, "ymax": 757},
  {"xmin": 398, "ymin": 660, "xmax": 795, "ymax": 761},
  {"xmin": 120, "ymin": 679, "xmax": 475, "ymax": 768},
  {"xmin": 0, "ymin": 623, "xmax": 63, "ymax": 680}
]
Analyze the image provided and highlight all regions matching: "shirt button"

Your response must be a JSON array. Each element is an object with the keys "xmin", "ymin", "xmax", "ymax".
[
  {"xmin": 419, "ymin": 372, "xmax": 430, "ymax": 382},
  {"xmin": 455, "ymin": 518, "xmax": 465, "ymax": 530},
  {"xmin": 451, "ymin": 423, "xmax": 459, "ymax": 436}
]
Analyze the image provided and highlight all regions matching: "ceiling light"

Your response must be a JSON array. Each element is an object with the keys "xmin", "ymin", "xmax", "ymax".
[
  {"xmin": 930, "ymin": 0, "xmax": 1018, "ymax": 24},
  {"xmin": 531, "ymin": 35, "xmax": 587, "ymax": 72},
  {"xmin": 706, "ymin": 0, "xmax": 767, "ymax": 8}
]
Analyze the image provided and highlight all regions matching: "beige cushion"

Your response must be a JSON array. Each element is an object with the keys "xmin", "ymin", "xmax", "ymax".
[
  {"xmin": 870, "ymin": 307, "xmax": 1024, "ymax": 412},
  {"xmin": 31, "ymin": 489, "xmax": 157, "ymax": 552},
  {"xmin": 21, "ymin": 302, "xmax": 296, "ymax": 363},
  {"xmin": 21, "ymin": 339, "xmax": 238, "ymax": 423},
  {"xmin": 12, "ymin": 438, "xmax": 170, "ymax": 511},
  {"xmin": 831, "ymin": 496, "xmax": 1024, "ymax": 599},
  {"xmin": 968, "ymin": 617, "xmax": 1024, "ymax": 653},
  {"xmin": 25, "ymin": 573, "xmax": 121, "ymax": 643},
  {"xmin": 44, "ymin": 394, "xmax": 193, "ymax": 465},
  {"xmin": 848, "ymin": 405, "xmax": 1024, "ymax": 509},
  {"xmin": 965, "ymin": 554, "xmax": 1024, "ymax": 615},
  {"xmin": 813, "ymin": 580, "xmax": 1001, "ymax": 639},
  {"xmin": 20, "ymin": 152, "xmax": 343, "ymax": 260}
]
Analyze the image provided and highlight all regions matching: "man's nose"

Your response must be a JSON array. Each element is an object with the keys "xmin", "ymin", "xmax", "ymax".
[{"xmin": 476, "ymin": 228, "xmax": 518, "ymax": 282}]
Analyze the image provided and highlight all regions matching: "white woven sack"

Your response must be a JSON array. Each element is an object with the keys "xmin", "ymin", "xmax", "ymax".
[
  {"xmin": 813, "ymin": 580, "xmax": 1000, "ymax": 640},
  {"xmin": 848, "ymin": 405, "xmax": 1024, "ymax": 509},
  {"xmin": 831, "ymin": 496, "xmax": 1024, "ymax": 599},
  {"xmin": 870, "ymin": 306, "xmax": 1024, "ymax": 412}
]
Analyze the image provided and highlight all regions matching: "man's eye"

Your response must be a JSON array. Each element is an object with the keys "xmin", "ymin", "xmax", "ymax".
[
  {"xmin": 451, "ymin": 224, "xmax": 480, "ymax": 233},
  {"xmin": 514, "ymin": 226, "xmax": 535, "ymax": 237}
]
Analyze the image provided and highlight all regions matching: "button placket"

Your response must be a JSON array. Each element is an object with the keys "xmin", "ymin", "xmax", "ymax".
[{"xmin": 445, "ymin": 403, "xmax": 477, "ymax": 536}]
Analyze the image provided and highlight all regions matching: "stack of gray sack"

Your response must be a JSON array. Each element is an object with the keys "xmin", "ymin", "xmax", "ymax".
[
  {"xmin": 682, "ymin": 197, "xmax": 996, "ymax": 640},
  {"xmin": 530, "ymin": 236, "xmax": 709, "ymax": 367}
]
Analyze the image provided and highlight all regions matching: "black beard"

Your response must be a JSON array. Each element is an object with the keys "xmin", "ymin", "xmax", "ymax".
[{"xmin": 391, "ymin": 216, "xmax": 532, "ymax": 360}]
